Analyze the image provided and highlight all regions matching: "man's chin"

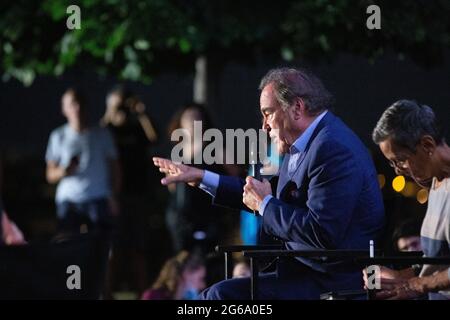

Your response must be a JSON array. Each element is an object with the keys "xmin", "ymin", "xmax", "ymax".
[
  {"xmin": 275, "ymin": 141, "xmax": 289, "ymax": 155},
  {"xmin": 415, "ymin": 177, "xmax": 434, "ymax": 188}
]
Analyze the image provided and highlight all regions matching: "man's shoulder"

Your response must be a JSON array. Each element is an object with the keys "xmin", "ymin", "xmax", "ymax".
[
  {"xmin": 313, "ymin": 114, "xmax": 364, "ymax": 152},
  {"xmin": 306, "ymin": 117, "xmax": 370, "ymax": 170},
  {"xmin": 89, "ymin": 126, "xmax": 113, "ymax": 139},
  {"xmin": 49, "ymin": 124, "xmax": 68, "ymax": 140}
]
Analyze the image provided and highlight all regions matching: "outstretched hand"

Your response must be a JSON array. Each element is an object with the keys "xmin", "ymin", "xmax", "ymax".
[{"xmin": 153, "ymin": 157, "xmax": 204, "ymax": 187}]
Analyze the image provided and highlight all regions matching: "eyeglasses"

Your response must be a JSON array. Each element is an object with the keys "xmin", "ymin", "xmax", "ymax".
[{"xmin": 388, "ymin": 157, "xmax": 410, "ymax": 170}]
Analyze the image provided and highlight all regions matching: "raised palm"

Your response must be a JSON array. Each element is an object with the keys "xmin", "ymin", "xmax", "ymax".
[{"xmin": 153, "ymin": 157, "xmax": 203, "ymax": 187}]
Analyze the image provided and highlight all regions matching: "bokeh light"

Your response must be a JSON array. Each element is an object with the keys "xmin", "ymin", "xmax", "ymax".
[
  {"xmin": 392, "ymin": 175, "xmax": 406, "ymax": 192},
  {"xmin": 377, "ymin": 174, "xmax": 386, "ymax": 189},
  {"xmin": 401, "ymin": 181, "xmax": 418, "ymax": 197},
  {"xmin": 417, "ymin": 189, "xmax": 429, "ymax": 204}
]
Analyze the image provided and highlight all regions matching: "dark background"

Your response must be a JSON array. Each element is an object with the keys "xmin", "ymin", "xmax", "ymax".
[
  {"xmin": 1, "ymin": 0, "xmax": 450, "ymax": 296},
  {"xmin": 1, "ymin": 52, "xmax": 448, "ymax": 248}
]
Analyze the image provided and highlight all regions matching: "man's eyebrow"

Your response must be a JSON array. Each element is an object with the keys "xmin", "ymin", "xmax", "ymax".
[{"xmin": 261, "ymin": 107, "xmax": 272, "ymax": 114}]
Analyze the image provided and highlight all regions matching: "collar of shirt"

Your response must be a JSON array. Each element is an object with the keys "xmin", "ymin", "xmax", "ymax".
[
  {"xmin": 286, "ymin": 110, "xmax": 327, "ymax": 178},
  {"xmin": 289, "ymin": 110, "xmax": 328, "ymax": 155}
]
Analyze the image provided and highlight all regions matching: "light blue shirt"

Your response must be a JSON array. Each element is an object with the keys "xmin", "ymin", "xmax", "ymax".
[
  {"xmin": 200, "ymin": 110, "xmax": 328, "ymax": 216},
  {"xmin": 199, "ymin": 170, "xmax": 220, "ymax": 197},
  {"xmin": 46, "ymin": 124, "xmax": 118, "ymax": 204}
]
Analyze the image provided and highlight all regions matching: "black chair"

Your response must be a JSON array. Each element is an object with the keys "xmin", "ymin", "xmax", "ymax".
[
  {"xmin": 242, "ymin": 249, "xmax": 449, "ymax": 300},
  {"xmin": 216, "ymin": 245, "xmax": 379, "ymax": 300},
  {"xmin": 215, "ymin": 245, "xmax": 283, "ymax": 280},
  {"xmin": 243, "ymin": 249, "xmax": 376, "ymax": 300}
]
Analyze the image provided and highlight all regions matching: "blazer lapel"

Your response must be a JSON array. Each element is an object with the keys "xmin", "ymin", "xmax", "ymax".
[{"xmin": 276, "ymin": 112, "xmax": 335, "ymax": 198}]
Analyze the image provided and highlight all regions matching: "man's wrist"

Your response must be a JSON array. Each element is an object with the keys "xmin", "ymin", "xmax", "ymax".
[
  {"xmin": 188, "ymin": 167, "xmax": 205, "ymax": 187},
  {"xmin": 197, "ymin": 168, "xmax": 205, "ymax": 184},
  {"xmin": 61, "ymin": 166, "xmax": 70, "ymax": 178},
  {"xmin": 408, "ymin": 277, "xmax": 427, "ymax": 295},
  {"xmin": 198, "ymin": 170, "xmax": 219, "ymax": 196},
  {"xmin": 258, "ymin": 195, "xmax": 273, "ymax": 216},
  {"xmin": 427, "ymin": 269, "xmax": 450, "ymax": 293}
]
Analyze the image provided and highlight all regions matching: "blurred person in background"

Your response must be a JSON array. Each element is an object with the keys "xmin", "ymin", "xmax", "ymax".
[
  {"xmin": 100, "ymin": 86, "xmax": 158, "ymax": 297},
  {"xmin": 141, "ymin": 250, "xmax": 206, "ymax": 300},
  {"xmin": 232, "ymin": 258, "xmax": 251, "ymax": 279},
  {"xmin": 45, "ymin": 88, "xmax": 121, "ymax": 237},
  {"xmin": 0, "ymin": 159, "xmax": 26, "ymax": 245},
  {"xmin": 392, "ymin": 218, "xmax": 423, "ymax": 252},
  {"xmin": 165, "ymin": 103, "xmax": 229, "ymax": 255}
]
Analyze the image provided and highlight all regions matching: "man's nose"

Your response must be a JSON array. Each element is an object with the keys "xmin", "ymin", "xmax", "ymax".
[
  {"xmin": 394, "ymin": 167, "xmax": 410, "ymax": 177},
  {"xmin": 262, "ymin": 119, "xmax": 270, "ymax": 132}
]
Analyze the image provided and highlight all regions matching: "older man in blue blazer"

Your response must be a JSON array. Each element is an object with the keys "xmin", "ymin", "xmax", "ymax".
[{"xmin": 153, "ymin": 68, "xmax": 385, "ymax": 299}]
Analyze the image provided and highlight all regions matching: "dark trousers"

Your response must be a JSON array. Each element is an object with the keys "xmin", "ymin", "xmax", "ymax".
[
  {"xmin": 199, "ymin": 258, "xmax": 364, "ymax": 300},
  {"xmin": 56, "ymin": 198, "xmax": 113, "ymax": 235}
]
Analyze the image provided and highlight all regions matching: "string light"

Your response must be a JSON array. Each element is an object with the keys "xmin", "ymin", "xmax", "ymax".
[
  {"xmin": 392, "ymin": 175, "xmax": 406, "ymax": 192},
  {"xmin": 417, "ymin": 189, "xmax": 429, "ymax": 204},
  {"xmin": 377, "ymin": 174, "xmax": 386, "ymax": 189},
  {"xmin": 401, "ymin": 181, "xmax": 417, "ymax": 197}
]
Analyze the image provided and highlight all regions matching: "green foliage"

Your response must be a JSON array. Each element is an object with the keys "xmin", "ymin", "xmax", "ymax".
[{"xmin": 1, "ymin": 0, "xmax": 449, "ymax": 85}]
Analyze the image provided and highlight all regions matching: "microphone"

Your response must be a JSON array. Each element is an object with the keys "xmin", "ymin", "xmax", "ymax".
[
  {"xmin": 250, "ymin": 142, "xmax": 261, "ymax": 181},
  {"xmin": 250, "ymin": 142, "xmax": 262, "ymax": 216}
]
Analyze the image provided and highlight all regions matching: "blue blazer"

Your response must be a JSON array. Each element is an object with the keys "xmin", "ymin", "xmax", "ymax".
[{"xmin": 214, "ymin": 112, "xmax": 385, "ymax": 275}]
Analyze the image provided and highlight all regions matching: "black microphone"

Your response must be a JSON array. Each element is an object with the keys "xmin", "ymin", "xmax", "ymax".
[{"xmin": 250, "ymin": 142, "xmax": 261, "ymax": 181}]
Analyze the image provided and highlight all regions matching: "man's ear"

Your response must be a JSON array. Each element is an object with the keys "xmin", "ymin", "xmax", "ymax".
[
  {"xmin": 420, "ymin": 135, "xmax": 437, "ymax": 155},
  {"xmin": 292, "ymin": 98, "xmax": 305, "ymax": 120}
]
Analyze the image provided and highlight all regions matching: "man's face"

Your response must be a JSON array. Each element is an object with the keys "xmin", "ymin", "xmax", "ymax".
[
  {"xmin": 183, "ymin": 266, "xmax": 206, "ymax": 292},
  {"xmin": 379, "ymin": 137, "xmax": 434, "ymax": 187},
  {"xmin": 260, "ymin": 84, "xmax": 294, "ymax": 154},
  {"xmin": 397, "ymin": 236, "xmax": 422, "ymax": 252},
  {"xmin": 62, "ymin": 93, "xmax": 81, "ymax": 122},
  {"xmin": 106, "ymin": 93, "xmax": 122, "ymax": 110}
]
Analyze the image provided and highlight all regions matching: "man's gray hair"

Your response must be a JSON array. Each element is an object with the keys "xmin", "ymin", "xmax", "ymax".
[
  {"xmin": 259, "ymin": 67, "xmax": 333, "ymax": 115},
  {"xmin": 372, "ymin": 99, "xmax": 445, "ymax": 151}
]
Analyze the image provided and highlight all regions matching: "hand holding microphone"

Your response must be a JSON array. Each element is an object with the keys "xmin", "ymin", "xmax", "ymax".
[{"xmin": 242, "ymin": 143, "xmax": 272, "ymax": 213}]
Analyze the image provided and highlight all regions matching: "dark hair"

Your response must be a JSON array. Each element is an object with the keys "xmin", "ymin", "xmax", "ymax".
[
  {"xmin": 372, "ymin": 99, "xmax": 444, "ymax": 152},
  {"xmin": 64, "ymin": 87, "xmax": 86, "ymax": 111},
  {"xmin": 106, "ymin": 84, "xmax": 132, "ymax": 102},
  {"xmin": 152, "ymin": 251, "xmax": 204, "ymax": 297},
  {"xmin": 259, "ymin": 67, "xmax": 334, "ymax": 115},
  {"xmin": 167, "ymin": 103, "xmax": 212, "ymax": 138},
  {"xmin": 392, "ymin": 218, "xmax": 422, "ymax": 244}
]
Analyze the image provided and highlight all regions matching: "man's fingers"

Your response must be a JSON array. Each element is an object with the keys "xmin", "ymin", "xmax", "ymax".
[
  {"xmin": 154, "ymin": 157, "xmax": 183, "ymax": 175},
  {"xmin": 158, "ymin": 167, "xmax": 171, "ymax": 174},
  {"xmin": 168, "ymin": 163, "xmax": 182, "ymax": 174},
  {"xmin": 376, "ymin": 290, "xmax": 397, "ymax": 300},
  {"xmin": 246, "ymin": 176, "xmax": 266, "ymax": 185},
  {"xmin": 245, "ymin": 176, "xmax": 255, "ymax": 187},
  {"xmin": 244, "ymin": 176, "xmax": 260, "ymax": 191},
  {"xmin": 152, "ymin": 157, "xmax": 164, "ymax": 165},
  {"xmin": 362, "ymin": 270, "xmax": 368, "ymax": 284},
  {"xmin": 380, "ymin": 278, "xmax": 403, "ymax": 285},
  {"xmin": 153, "ymin": 157, "xmax": 172, "ymax": 168},
  {"xmin": 161, "ymin": 174, "xmax": 183, "ymax": 185},
  {"xmin": 379, "ymin": 278, "xmax": 401, "ymax": 291}
]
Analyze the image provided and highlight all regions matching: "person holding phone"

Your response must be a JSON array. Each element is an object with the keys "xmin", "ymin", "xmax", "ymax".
[{"xmin": 45, "ymin": 88, "xmax": 121, "ymax": 236}]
